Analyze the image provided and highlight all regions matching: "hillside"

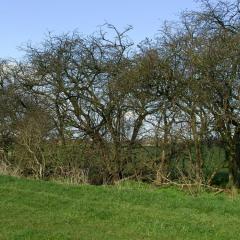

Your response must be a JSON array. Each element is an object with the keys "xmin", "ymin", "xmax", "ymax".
[{"xmin": 0, "ymin": 175, "xmax": 239, "ymax": 240}]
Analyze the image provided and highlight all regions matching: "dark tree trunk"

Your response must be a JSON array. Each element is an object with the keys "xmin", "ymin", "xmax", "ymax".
[{"xmin": 228, "ymin": 126, "xmax": 240, "ymax": 188}]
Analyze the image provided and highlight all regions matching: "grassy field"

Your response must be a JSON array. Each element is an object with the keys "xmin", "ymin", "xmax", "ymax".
[{"xmin": 0, "ymin": 176, "xmax": 240, "ymax": 240}]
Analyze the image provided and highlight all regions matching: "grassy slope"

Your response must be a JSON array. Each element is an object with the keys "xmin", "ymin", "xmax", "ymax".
[{"xmin": 0, "ymin": 176, "xmax": 239, "ymax": 240}]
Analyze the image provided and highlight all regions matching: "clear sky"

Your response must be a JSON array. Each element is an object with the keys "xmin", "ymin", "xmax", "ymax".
[{"xmin": 0, "ymin": 0, "xmax": 201, "ymax": 59}]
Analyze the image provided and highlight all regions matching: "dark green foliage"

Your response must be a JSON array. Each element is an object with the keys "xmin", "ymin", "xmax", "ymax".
[{"xmin": 211, "ymin": 169, "xmax": 229, "ymax": 187}]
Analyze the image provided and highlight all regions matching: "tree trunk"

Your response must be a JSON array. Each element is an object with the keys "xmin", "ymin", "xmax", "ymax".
[
  {"xmin": 228, "ymin": 126, "xmax": 240, "ymax": 188},
  {"xmin": 227, "ymin": 148, "xmax": 238, "ymax": 188},
  {"xmin": 191, "ymin": 114, "xmax": 203, "ymax": 183}
]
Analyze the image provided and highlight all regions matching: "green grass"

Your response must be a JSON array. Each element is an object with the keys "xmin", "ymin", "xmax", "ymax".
[{"xmin": 0, "ymin": 176, "xmax": 240, "ymax": 240}]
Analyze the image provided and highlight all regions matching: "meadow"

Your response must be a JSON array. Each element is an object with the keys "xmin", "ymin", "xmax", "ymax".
[{"xmin": 0, "ymin": 175, "xmax": 239, "ymax": 240}]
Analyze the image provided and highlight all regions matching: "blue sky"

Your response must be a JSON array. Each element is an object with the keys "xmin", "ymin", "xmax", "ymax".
[{"xmin": 0, "ymin": 1, "xmax": 200, "ymax": 59}]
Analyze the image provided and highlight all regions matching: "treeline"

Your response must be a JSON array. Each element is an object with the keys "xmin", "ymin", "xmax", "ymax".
[{"xmin": 0, "ymin": 0, "xmax": 240, "ymax": 188}]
